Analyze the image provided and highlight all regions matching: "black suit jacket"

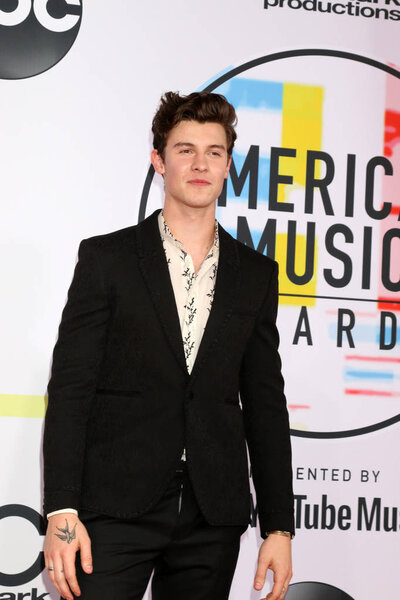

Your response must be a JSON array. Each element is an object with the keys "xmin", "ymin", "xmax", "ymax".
[{"xmin": 43, "ymin": 209, "xmax": 294, "ymax": 536}]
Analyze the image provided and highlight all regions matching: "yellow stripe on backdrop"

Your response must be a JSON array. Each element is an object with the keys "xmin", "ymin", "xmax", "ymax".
[
  {"xmin": 276, "ymin": 82, "xmax": 323, "ymax": 306},
  {"xmin": 0, "ymin": 394, "xmax": 47, "ymax": 418},
  {"xmin": 281, "ymin": 82, "xmax": 324, "ymax": 191}
]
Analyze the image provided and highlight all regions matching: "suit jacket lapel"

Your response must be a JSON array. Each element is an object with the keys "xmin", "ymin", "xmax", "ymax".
[
  {"xmin": 189, "ymin": 223, "xmax": 240, "ymax": 384},
  {"xmin": 136, "ymin": 210, "xmax": 188, "ymax": 376}
]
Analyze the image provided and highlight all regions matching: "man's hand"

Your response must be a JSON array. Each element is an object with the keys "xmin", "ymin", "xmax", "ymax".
[
  {"xmin": 44, "ymin": 513, "xmax": 92, "ymax": 600},
  {"xmin": 253, "ymin": 534, "xmax": 292, "ymax": 599}
]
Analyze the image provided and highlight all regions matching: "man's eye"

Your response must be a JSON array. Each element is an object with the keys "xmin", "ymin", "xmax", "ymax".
[
  {"xmin": 180, "ymin": 149, "xmax": 192, "ymax": 154},
  {"xmin": 210, "ymin": 151, "xmax": 221, "ymax": 157}
]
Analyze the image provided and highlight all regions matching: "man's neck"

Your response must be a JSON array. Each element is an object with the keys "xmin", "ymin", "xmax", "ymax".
[{"xmin": 162, "ymin": 202, "xmax": 216, "ymax": 255}]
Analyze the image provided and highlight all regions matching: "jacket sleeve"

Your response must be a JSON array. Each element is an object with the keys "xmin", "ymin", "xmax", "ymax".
[
  {"xmin": 43, "ymin": 238, "xmax": 111, "ymax": 516},
  {"xmin": 239, "ymin": 260, "xmax": 295, "ymax": 538}
]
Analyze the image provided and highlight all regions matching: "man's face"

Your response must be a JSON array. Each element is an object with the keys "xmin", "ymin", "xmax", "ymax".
[{"xmin": 151, "ymin": 120, "xmax": 231, "ymax": 211}]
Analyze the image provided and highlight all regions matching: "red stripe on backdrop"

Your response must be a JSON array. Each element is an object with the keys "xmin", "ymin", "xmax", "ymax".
[
  {"xmin": 378, "ymin": 299, "xmax": 400, "ymax": 311},
  {"xmin": 346, "ymin": 355, "xmax": 400, "ymax": 362},
  {"xmin": 345, "ymin": 389, "xmax": 400, "ymax": 397}
]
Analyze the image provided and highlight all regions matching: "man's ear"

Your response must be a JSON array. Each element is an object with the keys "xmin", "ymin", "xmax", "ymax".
[
  {"xmin": 224, "ymin": 155, "xmax": 232, "ymax": 179},
  {"xmin": 151, "ymin": 149, "xmax": 165, "ymax": 175}
]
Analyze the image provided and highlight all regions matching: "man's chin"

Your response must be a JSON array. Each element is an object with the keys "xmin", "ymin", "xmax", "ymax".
[{"xmin": 176, "ymin": 198, "xmax": 217, "ymax": 211}]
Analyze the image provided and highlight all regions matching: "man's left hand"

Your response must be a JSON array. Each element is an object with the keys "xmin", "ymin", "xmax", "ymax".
[{"xmin": 253, "ymin": 533, "xmax": 292, "ymax": 599}]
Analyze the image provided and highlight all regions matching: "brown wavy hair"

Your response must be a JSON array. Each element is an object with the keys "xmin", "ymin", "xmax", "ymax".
[{"xmin": 152, "ymin": 91, "xmax": 237, "ymax": 159}]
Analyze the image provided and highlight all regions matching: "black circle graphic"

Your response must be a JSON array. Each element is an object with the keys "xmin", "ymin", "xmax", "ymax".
[
  {"xmin": 0, "ymin": 0, "xmax": 82, "ymax": 79},
  {"xmin": 138, "ymin": 48, "xmax": 400, "ymax": 440},
  {"xmin": 0, "ymin": 504, "xmax": 46, "ymax": 586},
  {"xmin": 286, "ymin": 581, "xmax": 354, "ymax": 599}
]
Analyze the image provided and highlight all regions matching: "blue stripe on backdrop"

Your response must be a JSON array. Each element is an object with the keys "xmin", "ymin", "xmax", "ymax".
[
  {"xmin": 329, "ymin": 324, "xmax": 400, "ymax": 345},
  {"xmin": 216, "ymin": 78, "xmax": 283, "ymax": 111}
]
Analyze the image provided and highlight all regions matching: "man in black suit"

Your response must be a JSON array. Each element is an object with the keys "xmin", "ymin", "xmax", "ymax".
[{"xmin": 43, "ymin": 91, "xmax": 294, "ymax": 600}]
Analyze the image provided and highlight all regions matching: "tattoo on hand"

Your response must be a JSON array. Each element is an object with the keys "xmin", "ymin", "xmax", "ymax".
[{"xmin": 54, "ymin": 519, "xmax": 77, "ymax": 544}]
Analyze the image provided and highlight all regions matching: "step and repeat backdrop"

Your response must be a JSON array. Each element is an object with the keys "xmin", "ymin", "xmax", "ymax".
[{"xmin": 0, "ymin": 2, "xmax": 399, "ymax": 599}]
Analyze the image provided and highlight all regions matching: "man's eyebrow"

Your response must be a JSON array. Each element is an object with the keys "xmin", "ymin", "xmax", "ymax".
[
  {"xmin": 172, "ymin": 142, "xmax": 227, "ymax": 150},
  {"xmin": 208, "ymin": 144, "xmax": 227, "ymax": 151},
  {"xmin": 172, "ymin": 142, "xmax": 195, "ymax": 148}
]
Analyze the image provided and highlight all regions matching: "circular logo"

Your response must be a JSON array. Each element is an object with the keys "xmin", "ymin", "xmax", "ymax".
[
  {"xmin": 139, "ymin": 50, "xmax": 400, "ymax": 439},
  {"xmin": 0, "ymin": 0, "xmax": 82, "ymax": 80},
  {"xmin": 0, "ymin": 504, "xmax": 45, "ymax": 586},
  {"xmin": 286, "ymin": 581, "xmax": 354, "ymax": 599}
]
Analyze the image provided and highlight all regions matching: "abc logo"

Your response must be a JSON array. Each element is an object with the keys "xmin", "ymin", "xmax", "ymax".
[{"xmin": 0, "ymin": 0, "xmax": 82, "ymax": 79}]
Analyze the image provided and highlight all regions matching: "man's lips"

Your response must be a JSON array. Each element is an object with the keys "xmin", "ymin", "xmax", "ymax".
[{"xmin": 187, "ymin": 179, "xmax": 211, "ymax": 186}]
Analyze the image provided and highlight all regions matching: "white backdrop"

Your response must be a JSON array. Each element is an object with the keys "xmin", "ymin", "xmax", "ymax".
[{"xmin": 0, "ymin": 2, "xmax": 399, "ymax": 599}]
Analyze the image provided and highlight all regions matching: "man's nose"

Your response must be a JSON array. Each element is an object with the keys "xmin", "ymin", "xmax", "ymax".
[{"xmin": 191, "ymin": 153, "xmax": 207, "ymax": 171}]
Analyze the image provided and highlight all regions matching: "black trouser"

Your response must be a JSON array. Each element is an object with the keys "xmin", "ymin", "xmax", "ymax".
[{"xmin": 73, "ymin": 463, "xmax": 248, "ymax": 600}]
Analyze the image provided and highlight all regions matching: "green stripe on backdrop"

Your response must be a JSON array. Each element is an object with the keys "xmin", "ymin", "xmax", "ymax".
[{"xmin": 0, "ymin": 394, "xmax": 47, "ymax": 418}]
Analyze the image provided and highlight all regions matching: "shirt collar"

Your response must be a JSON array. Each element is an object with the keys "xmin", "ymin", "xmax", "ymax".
[{"xmin": 158, "ymin": 209, "xmax": 219, "ymax": 256}]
